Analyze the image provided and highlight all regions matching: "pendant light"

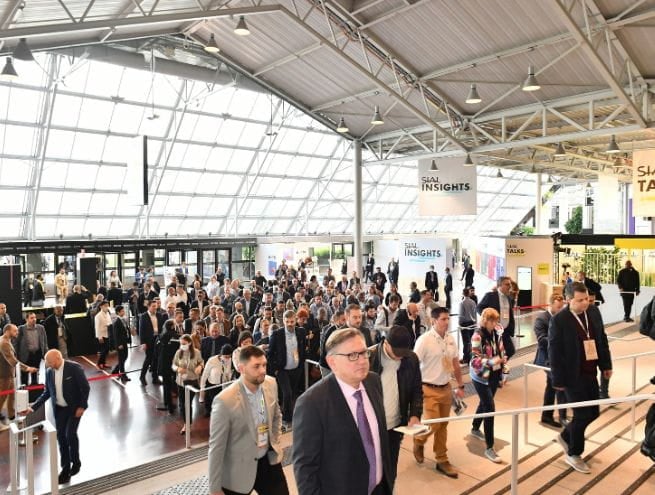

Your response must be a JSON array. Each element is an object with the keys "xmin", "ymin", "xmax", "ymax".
[
  {"xmin": 234, "ymin": 16, "xmax": 250, "ymax": 36},
  {"xmin": 370, "ymin": 105, "xmax": 384, "ymax": 125},
  {"xmin": 465, "ymin": 84, "xmax": 481, "ymax": 104},
  {"xmin": 430, "ymin": 159, "xmax": 438, "ymax": 171},
  {"xmin": 0, "ymin": 57, "xmax": 18, "ymax": 80},
  {"xmin": 522, "ymin": 65, "xmax": 540, "ymax": 91},
  {"xmin": 606, "ymin": 135, "xmax": 621, "ymax": 154},
  {"xmin": 13, "ymin": 38, "xmax": 34, "ymax": 61},
  {"xmin": 554, "ymin": 142, "xmax": 566, "ymax": 157},
  {"xmin": 204, "ymin": 34, "xmax": 220, "ymax": 53},
  {"xmin": 463, "ymin": 153, "xmax": 474, "ymax": 166},
  {"xmin": 336, "ymin": 116, "xmax": 349, "ymax": 133}
]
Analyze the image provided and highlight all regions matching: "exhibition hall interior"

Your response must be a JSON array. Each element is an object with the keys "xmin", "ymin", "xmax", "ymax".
[{"xmin": 1, "ymin": 0, "xmax": 655, "ymax": 494}]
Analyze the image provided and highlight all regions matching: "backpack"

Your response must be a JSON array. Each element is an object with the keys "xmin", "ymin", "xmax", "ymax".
[
  {"xmin": 638, "ymin": 298, "xmax": 655, "ymax": 339},
  {"xmin": 640, "ymin": 403, "xmax": 655, "ymax": 462}
]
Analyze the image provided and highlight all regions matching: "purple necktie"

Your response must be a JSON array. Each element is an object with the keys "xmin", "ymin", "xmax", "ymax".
[{"xmin": 354, "ymin": 390, "xmax": 377, "ymax": 495}]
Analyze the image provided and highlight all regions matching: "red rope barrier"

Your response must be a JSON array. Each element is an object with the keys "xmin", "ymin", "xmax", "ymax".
[{"xmin": 0, "ymin": 373, "xmax": 123, "ymax": 397}]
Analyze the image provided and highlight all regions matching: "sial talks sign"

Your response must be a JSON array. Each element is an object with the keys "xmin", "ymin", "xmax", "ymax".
[
  {"xmin": 633, "ymin": 149, "xmax": 655, "ymax": 216},
  {"xmin": 418, "ymin": 157, "xmax": 477, "ymax": 216}
]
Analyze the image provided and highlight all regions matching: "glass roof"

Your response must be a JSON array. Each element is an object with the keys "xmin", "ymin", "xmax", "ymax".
[{"xmin": 0, "ymin": 53, "xmax": 538, "ymax": 240}]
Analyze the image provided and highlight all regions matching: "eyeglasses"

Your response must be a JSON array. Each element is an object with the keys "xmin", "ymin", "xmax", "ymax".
[{"xmin": 332, "ymin": 350, "xmax": 371, "ymax": 361}]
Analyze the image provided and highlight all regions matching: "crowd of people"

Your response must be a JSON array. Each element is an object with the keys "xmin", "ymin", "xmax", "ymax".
[{"xmin": 0, "ymin": 256, "xmax": 641, "ymax": 490}]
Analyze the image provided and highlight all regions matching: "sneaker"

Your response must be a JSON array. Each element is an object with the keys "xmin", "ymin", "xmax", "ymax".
[
  {"xmin": 560, "ymin": 418, "xmax": 570, "ymax": 428},
  {"xmin": 470, "ymin": 428, "xmax": 485, "ymax": 441},
  {"xmin": 485, "ymin": 448, "xmax": 502, "ymax": 463},
  {"xmin": 556, "ymin": 434, "xmax": 569, "ymax": 456},
  {"xmin": 565, "ymin": 455, "xmax": 591, "ymax": 473}
]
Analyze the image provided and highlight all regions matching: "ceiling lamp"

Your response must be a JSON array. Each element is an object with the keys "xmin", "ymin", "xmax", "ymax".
[
  {"xmin": 336, "ymin": 116, "xmax": 349, "ymax": 133},
  {"xmin": 554, "ymin": 142, "xmax": 566, "ymax": 157},
  {"xmin": 522, "ymin": 65, "xmax": 540, "ymax": 91},
  {"xmin": 0, "ymin": 57, "xmax": 18, "ymax": 80},
  {"xmin": 430, "ymin": 159, "xmax": 438, "ymax": 171},
  {"xmin": 370, "ymin": 105, "xmax": 384, "ymax": 125},
  {"xmin": 13, "ymin": 38, "xmax": 34, "ymax": 61},
  {"xmin": 606, "ymin": 134, "xmax": 621, "ymax": 154},
  {"xmin": 204, "ymin": 34, "xmax": 220, "ymax": 53},
  {"xmin": 496, "ymin": 169, "xmax": 504, "ymax": 178},
  {"xmin": 464, "ymin": 153, "xmax": 474, "ymax": 166},
  {"xmin": 465, "ymin": 83, "xmax": 481, "ymax": 104},
  {"xmin": 530, "ymin": 164, "xmax": 536, "ymax": 173},
  {"xmin": 234, "ymin": 16, "xmax": 250, "ymax": 36}
]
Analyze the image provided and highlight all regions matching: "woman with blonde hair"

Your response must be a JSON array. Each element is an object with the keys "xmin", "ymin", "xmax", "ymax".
[
  {"xmin": 172, "ymin": 334, "xmax": 204, "ymax": 435},
  {"xmin": 470, "ymin": 307, "xmax": 509, "ymax": 463}
]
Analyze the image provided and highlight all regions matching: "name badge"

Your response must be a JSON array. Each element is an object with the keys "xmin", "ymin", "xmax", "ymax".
[
  {"xmin": 257, "ymin": 423, "xmax": 269, "ymax": 448},
  {"xmin": 583, "ymin": 340, "xmax": 598, "ymax": 361},
  {"xmin": 501, "ymin": 311, "xmax": 509, "ymax": 320},
  {"xmin": 442, "ymin": 355, "xmax": 454, "ymax": 374},
  {"xmin": 293, "ymin": 349, "xmax": 299, "ymax": 363}
]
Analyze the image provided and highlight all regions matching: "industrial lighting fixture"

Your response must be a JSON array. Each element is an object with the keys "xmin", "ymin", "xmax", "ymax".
[
  {"xmin": 204, "ymin": 34, "xmax": 220, "ymax": 53},
  {"xmin": 496, "ymin": 169, "xmax": 504, "ymax": 178},
  {"xmin": 530, "ymin": 164, "xmax": 536, "ymax": 173},
  {"xmin": 606, "ymin": 134, "xmax": 621, "ymax": 154},
  {"xmin": 0, "ymin": 57, "xmax": 18, "ymax": 80},
  {"xmin": 430, "ymin": 159, "xmax": 438, "ymax": 171},
  {"xmin": 234, "ymin": 16, "xmax": 250, "ymax": 36},
  {"xmin": 336, "ymin": 116, "xmax": 349, "ymax": 133},
  {"xmin": 12, "ymin": 38, "xmax": 34, "ymax": 61},
  {"xmin": 547, "ymin": 174, "xmax": 553, "ymax": 183},
  {"xmin": 554, "ymin": 142, "xmax": 566, "ymax": 157},
  {"xmin": 585, "ymin": 182, "xmax": 592, "ymax": 189},
  {"xmin": 465, "ymin": 83, "xmax": 481, "ymax": 104},
  {"xmin": 464, "ymin": 153, "xmax": 474, "ymax": 166},
  {"xmin": 370, "ymin": 105, "xmax": 384, "ymax": 125},
  {"xmin": 522, "ymin": 65, "xmax": 540, "ymax": 91}
]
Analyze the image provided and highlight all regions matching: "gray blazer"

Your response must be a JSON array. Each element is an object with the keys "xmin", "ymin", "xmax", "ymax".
[
  {"xmin": 16, "ymin": 324, "xmax": 48, "ymax": 363},
  {"xmin": 208, "ymin": 375, "xmax": 282, "ymax": 493}
]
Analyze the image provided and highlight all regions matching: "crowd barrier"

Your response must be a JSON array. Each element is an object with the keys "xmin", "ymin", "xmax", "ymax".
[
  {"xmin": 183, "ymin": 380, "xmax": 236, "ymax": 449},
  {"xmin": 8, "ymin": 419, "xmax": 59, "ymax": 495}
]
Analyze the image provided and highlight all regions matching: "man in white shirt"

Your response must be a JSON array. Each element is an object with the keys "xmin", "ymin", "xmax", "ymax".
[
  {"xmin": 94, "ymin": 300, "xmax": 112, "ymax": 369},
  {"xmin": 413, "ymin": 307, "xmax": 465, "ymax": 478},
  {"xmin": 374, "ymin": 295, "xmax": 400, "ymax": 338}
]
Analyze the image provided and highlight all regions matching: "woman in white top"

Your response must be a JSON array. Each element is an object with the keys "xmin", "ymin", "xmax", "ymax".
[
  {"xmin": 206, "ymin": 275, "xmax": 219, "ymax": 300},
  {"xmin": 109, "ymin": 270, "xmax": 122, "ymax": 288},
  {"xmin": 199, "ymin": 343, "xmax": 234, "ymax": 417},
  {"xmin": 176, "ymin": 285, "xmax": 188, "ymax": 305},
  {"xmin": 172, "ymin": 334, "xmax": 204, "ymax": 434},
  {"xmin": 94, "ymin": 300, "xmax": 112, "ymax": 369}
]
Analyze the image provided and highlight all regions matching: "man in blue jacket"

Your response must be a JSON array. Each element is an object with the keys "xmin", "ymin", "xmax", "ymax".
[{"xmin": 25, "ymin": 349, "xmax": 90, "ymax": 485}]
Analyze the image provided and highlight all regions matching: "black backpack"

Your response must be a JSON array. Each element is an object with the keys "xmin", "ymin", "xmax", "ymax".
[
  {"xmin": 640, "ymin": 403, "xmax": 655, "ymax": 462},
  {"xmin": 638, "ymin": 298, "xmax": 655, "ymax": 339}
]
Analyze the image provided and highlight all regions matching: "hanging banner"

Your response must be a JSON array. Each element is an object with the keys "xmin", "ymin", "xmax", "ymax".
[
  {"xmin": 418, "ymin": 157, "xmax": 476, "ymax": 216},
  {"xmin": 633, "ymin": 149, "xmax": 655, "ymax": 216}
]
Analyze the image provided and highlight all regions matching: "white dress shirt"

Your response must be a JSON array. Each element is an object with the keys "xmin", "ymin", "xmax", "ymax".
[
  {"xmin": 95, "ymin": 310, "xmax": 112, "ymax": 339},
  {"xmin": 54, "ymin": 364, "xmax": 68, "ymax": 407},
  {"xmin": 335, "ymin": 376, "xmax": 383, "ymax": 487}
]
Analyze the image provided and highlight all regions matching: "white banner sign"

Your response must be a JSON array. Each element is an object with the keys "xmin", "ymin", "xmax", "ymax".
[
  {"xmin": 633, "ymin": 149, "xmax": 655, "ymax": 216},
  {"xmin": 418, "ymin": 157, "xmax": 476, "ymax": 216},
  {"xmin": 397, "ymin": 238, "xmax": 447, "ymax": 279}
]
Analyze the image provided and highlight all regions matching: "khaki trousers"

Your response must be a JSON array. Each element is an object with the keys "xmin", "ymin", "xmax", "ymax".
[
  {"xmin": 414, "ymin": 383, "xmax": 452, "ymax": 462},
  {"xmin": 0, "ymin": 377, "xmax": 16, "ymax": 418}
]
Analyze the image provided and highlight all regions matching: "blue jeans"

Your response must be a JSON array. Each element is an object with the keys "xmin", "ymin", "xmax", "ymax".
[{"xmin": 472, "ymin": 372, "xmax": 501, "ymax": 449}]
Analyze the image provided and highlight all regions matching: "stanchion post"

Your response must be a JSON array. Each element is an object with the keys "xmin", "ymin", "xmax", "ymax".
[
  {"xmin": 511, "ymin": 413, "xmax": 519, "ymax": 495},
  {"xmin": 26, "ymin": 428, "xmax": 34, "ymax": 495},
  {"xmin": 185, "ymin": 385, "xmax": 191, "ymax": 449},
  {"xmin": 304, "ymin": 360, "xmax": 309, "ymax": 391},
  {"xmin": 631, "ymin": 356, "xmax": 637, "ymax": 441},
  {"xmin": 523, "ymin": 365, "xmax": 529, "ymax": 445},
  {"xmin": 48, "ymin": 428, "xmax": 59, "ymax": 495},
  {"xmin": 9, "ymin": 424, "xmax": 18, "ymax": 494}
]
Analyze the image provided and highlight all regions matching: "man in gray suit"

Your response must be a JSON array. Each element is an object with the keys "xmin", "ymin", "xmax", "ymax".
[{"xmin": 208, "ymin": 345, "xmax": 289, "ymax": 495}]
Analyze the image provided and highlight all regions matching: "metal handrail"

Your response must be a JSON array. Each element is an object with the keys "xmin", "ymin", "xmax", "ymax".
[
  {"xmin": 9, "ymin": 420, "xmax": 58, "ymax": 495},
  {"xmin": 522, "ymin": 348, "xmax": 655, "ymax": 444},
  {"xmin": 184, "ymin": 380, "xmax": 236, "ymax": 449},
  {"xmin": 421, "ymin": 393, "xmax": 655, "ymax": 495},
  {"xmin": 304, "ymin": 359, "xmax": 321, "ymax": 390}
]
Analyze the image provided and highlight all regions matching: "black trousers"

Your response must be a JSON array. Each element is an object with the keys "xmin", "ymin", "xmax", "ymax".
[
  {"xmin": 21, "ymin": 351, "xmax": 41, "ymax": 385},
  {"xmin": 97, "ymin": 338, "xmax": 109, "ymax": 366},
  {"xmin": 445, "ymin": 289, "xmax": 452, "ymax": 309},
  {"xmin": 178, "ymin": 381, "xmax": 198, "ymax": 421},
  {"xmin": 472, "ymin": 372, "xmax": 501, "ymax": 449},
  {"xmin": 460, "ymin": 328, "xmax": 474, "ymax": 363},
  {"xmin": 55, "ymin": 405, "xmax": 82, "ymax": 471},
  {"xmin": 277, "ymin": 367, "xmax": 303, "ymax": 422},
  {"xmin": 111, "ymin": 346, "xmax": 128, "ymax": 376},
  {"xmin": 562, "ymin": 374, "xmax": 600, "ymax": 456},
  {"xmin": 204, "ymin": 381, "xmax": 220, "ymax": 416},
  {"xmin": 542, "ymin": 372, "xmax": 567, "ymax": 421},
  {"xmin": 621, "ymin": 293, "xmax": 635, "ymax": 319},
  {"xmin": 140, "ymin": 340, "xmax": 158, "ymax": 380},
  {"xmin": 387, "ymin": 428, "xmax": 403, "ymax": 483},
  {"xmin": 223, "ymin": 456, "xmax": 289, "ymax": 495}
]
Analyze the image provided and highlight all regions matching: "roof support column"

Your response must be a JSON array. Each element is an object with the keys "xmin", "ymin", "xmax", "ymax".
[
  {"xmin": 535, "ymin": 172, "xmax": 542, "ymax": 234},
  {"xmin": 353, "ymin": 139, "xmax": 363, "ymax": 277}
]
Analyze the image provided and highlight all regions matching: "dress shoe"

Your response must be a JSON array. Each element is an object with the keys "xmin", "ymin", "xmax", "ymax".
[
  {"xmin": 436, "ymin": 461, "xmax": 458, "ymax": 478},
  {"xmin": 152, "ymin": 379, "xmax": 163, "ymax": 385},
  {"xmin": 650, "ymin": 376, "xmax": 655, "ymax": 386},
  {"xmin": 58, "ymin": 470, "xmax": 71, "ymax": 484},
  {"xmin": 540, "ymin": 418, "xmax": 563, "ymax": 429},
  {"xmin": 70, "ymin": 462, "xmax": 81, "ymax": 476},
  {"xmin": 413, "ymin": 443, "xmax": 424, "ymax": 464}
]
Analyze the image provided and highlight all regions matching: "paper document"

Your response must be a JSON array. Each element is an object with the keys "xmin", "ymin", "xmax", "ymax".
[{"xmin": 393, "ymin": 424, "xmax": 429, "ymax": 436}]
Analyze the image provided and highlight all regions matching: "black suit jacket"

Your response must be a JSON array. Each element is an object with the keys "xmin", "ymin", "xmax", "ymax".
[
  {"xmin": 476, "ymin": 291, "xmax": 515, "ymax": 336},
  {"xmin": 548, "ymin": 304, "xmax": 611, "ymax": 389},
  {"xmin": 293, "ymin": 372, "xmax": 394, "ymax": 495},
  {"xmin": 424, "ymin": 271, "xmax": 439, "ymax": 291},
  {"xmin": 65, "ymin": 293, "xmax": 88, "ymax": 314},
  {"xmin": 532, "ymin": 310, "xmax": 552, "ymax": 366},
  {"xmin": 112, "ymin": 316, "xmax": 131, "ymax": 349},
  {"xmin": 32, "ymin": 361, "xmax": 90, "ymax": 416},
  {"xmin": 107, "ymin": 288, "xmax": 123, "ymax": 308},
  {"xmin": 393, "ymin": 310, "xmax": 422, "ymax": 346},
  {"xmin": 267, "ymin": 327, "xmax": 307, "ymax": 374},
  {"xmin": 201, "ymin": 335, "xmax": 230, "ymax": 362},
  {"xmin": 138, "ymin": 311, "xmax": 164, "ymax": 345},
  {"xmin": 43, "ymin": 314, "xmax": 71, "ymax": 350}
]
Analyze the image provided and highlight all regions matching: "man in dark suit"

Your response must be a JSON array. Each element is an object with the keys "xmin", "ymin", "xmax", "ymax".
[
  {"xmin": 293, "ymin": 328, "xmax": 394, "ymax": 495},
  {"xmin": 237, "ymin": 289, "xmax": 257, "ymax": 321},
  {"xmin": 138, "ymin": 300, "xmax": 164, "ymax": 386},
  {"xmin": 461, "ymin": 265, "xmax": 475, "ymax": 288},
  {"xmin": 549, "ymin": 282, "xmax": 612, "ymax": 474},
  {"xmin": 617, "ymin": 260, "xmax": 640, "ymax": 322},
  {"xmin": 268, "ymin": 310, "xmax": 306, "ymax": 429},
  {"xmin": 477, "ymin": 276, "xmax": 516, "ymax": 358},
  {"xmin": 107, "ymin": 282, "xmax": 123, "ymax": 309},
  {"xmin": 387, "ymin": 258, "xmax": 399, "ymax": 285},
  {"xmin": 444, "ymin": 267, "xmax": 453, "ymax": 310},
  {"xmin": 532, "ymin": 294, "xmax": 567, "ymax": 428},
  {"xmin": 576, "ymin": 271, "xmax": 605, "ymax": 304},
  {"xmin": 44, "ymin": 305, "xmax": 72, "ymax": 358},
  {"xmin": 424, "ymin": 265, "xmax": 439, "ymax": 299},
  {"xmin": 64, "ymin": 285, "xmax": 89, "ymax": 314},
  {"xmin": 190, "ymin": 289, "xmax": 208, "ymax": 318},
  {"xmin": 393, "ymin": 303, "xmax": 422, "ymax": 346},
  {"xmin": 201, "ymin": 323, "xmax": 230, "ymax": 362},
  {"xmin": 27, "ymin": 350, "xmax": 90, "ymax": 484},
  {"xmin": 111, "ymin": 305, "xmax": 131, "ymax": 383},
  {"xmin": 365, "ymin": 255, "xmax": 375, "ymax": 282}
]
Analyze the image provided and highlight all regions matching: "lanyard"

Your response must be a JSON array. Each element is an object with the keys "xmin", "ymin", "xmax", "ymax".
[{"xmin": 571, "ymin": 310, "xmax": 590, "ymax": 339}]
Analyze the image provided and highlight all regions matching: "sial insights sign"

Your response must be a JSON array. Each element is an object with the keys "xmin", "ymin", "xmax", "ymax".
[{"xmin": 418, "ymin": 157, "xmax": 477, "ymax": 216}]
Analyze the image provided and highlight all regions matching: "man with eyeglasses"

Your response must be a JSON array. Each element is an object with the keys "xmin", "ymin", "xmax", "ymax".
[
  {"xmin": 477, "ymin": 276, "xmax": 516, "ymax": 358},
  {"xmin": 293, "ymin": 328, "xmax": 394, "ymax": 495},
  {"xmin": 412, "ymin": 307, "xmax": 465, "ymax": 479}
]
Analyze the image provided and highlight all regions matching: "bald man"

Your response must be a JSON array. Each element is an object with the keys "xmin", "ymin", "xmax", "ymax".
[
  {"xmin": 393, "ymin": 303, "xmax": 423, "ymax": 346},
  {"xmin": 26, "ymin": 350, "xmax": 90, "ymax": 485}
]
